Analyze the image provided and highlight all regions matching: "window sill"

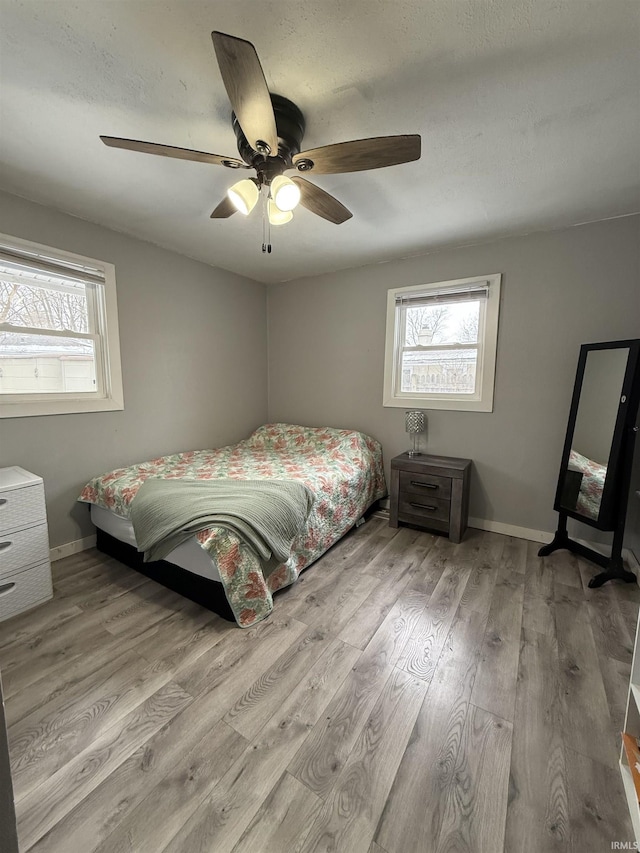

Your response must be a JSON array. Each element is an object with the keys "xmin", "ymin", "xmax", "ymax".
[
  {"xmin": 383, "ymin": 394, "xmax": 494, "ymax": 412},
  {"xmin": 0, "ymin": 394, "xmax": 124, "ymax": 419}
]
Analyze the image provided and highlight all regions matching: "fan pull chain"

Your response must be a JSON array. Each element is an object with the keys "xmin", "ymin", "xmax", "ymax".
[{"xmin": 261, "ymin": 190, "xmax": 272, "ymax": 254}]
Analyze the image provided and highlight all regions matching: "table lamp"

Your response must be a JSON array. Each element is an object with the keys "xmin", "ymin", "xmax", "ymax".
[{"xmin": 405, "ymin": 410, "xmax": 426, "ymax": 457}]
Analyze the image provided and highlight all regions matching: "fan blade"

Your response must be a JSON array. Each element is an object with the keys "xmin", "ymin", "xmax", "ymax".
[
  {"xmin": 291, "ymin": 177, "xmax": 352, "ymax": 224},
  {"xmin": 210, "ymin": 196, "xmax": 237, "ymax": 218},
  {"xmin": 100, "ymin": 136, "xmax": 248, "ymax": 169},
  {"xmin": 212, "ymin": 31, "xmax": 278, "ymax": 157},
  {"xmin": 293, "ymin": 134, "xmax": 421, "ymax": 175}
]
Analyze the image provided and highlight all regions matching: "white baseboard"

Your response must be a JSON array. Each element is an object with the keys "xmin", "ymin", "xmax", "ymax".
[
  {"xmin": 467, "ymin": 517, "xmax": 550, "ymax": 543},
  {"xmin": 50, "ymin": 534, "xmax": 96, "ymax": 563}
]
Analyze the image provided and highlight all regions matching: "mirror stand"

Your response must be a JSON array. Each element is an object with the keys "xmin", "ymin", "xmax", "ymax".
[
  {"xmin": 539, "ymin": 422, "xmax": 638, "ymax": 587},
  {"xmin": 539, "ymin": 514, "xmax": 636, "ymax": 587}
]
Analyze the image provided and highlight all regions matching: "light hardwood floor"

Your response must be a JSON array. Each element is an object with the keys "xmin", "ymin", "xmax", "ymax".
[{"xmin": 0, "ymin": 519, "xmax": 638, "ymax": 852}]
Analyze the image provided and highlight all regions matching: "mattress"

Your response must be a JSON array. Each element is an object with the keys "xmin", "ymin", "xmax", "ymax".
[{"xmin": 90, "ymin": 504, "xmax": 222, "ymax": 582}]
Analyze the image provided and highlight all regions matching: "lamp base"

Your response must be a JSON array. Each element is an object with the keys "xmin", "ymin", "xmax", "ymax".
[{"xmin": 407, "ymin": 450, "xmax": 422, "ymax": 457}]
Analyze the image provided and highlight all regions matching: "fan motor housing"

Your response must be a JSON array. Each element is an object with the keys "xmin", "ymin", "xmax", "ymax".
[{"xmin": 232, "ymin": 94, "xmax": 305, "ymax": 179}]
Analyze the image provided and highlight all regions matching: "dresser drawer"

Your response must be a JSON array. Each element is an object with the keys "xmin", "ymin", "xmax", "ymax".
[
  {"xmin": 398, "ymin": 470, "xmax": 452, "ymax": 500},
  {"xmin": 398, "ymin": 494, "xmax": 450, "ymax": 525},
  {"xmin": 0, "ymin": 562, "xmax": 53, "ymax": 622},
  {"xmin": 0, "ymin": 523, "xmax": 50, "ymax": 576},
  {"xmin": 0, "ymin": 485, "xmax": 46, "ymax": 534}
]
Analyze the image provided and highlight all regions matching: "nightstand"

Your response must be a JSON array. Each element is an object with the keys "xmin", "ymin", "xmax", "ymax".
[
  {"xmin": 389, "ymin": 453, "xmax": 472, "ymax": 543},
  {"xmin": 0, "ymin": 467, "xmax": 53, "ymax": 622}
]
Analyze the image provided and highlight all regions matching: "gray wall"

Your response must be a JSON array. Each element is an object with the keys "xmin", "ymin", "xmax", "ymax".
[
  {"xmin": 0, "ymin": 191, "xmax": 268, "ymax": 547},
  {"xmin": 267, "ymin": 215, "xmax": 640, "ymax": 538}
]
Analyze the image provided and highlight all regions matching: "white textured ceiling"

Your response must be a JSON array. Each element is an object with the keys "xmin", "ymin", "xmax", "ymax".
[{"xmin": 0, "ymin": 1, "xmax": 638, "ymax": 283}]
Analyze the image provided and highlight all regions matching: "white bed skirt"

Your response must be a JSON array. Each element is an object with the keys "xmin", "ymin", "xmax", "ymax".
[{"xmin": 90, "ymin": 504, "xmax": 222, "ymax": 582}]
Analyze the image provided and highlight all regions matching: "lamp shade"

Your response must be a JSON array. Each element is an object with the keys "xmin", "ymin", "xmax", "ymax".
[
  {"xmin": 267, "ymin": 200, "xmax": 293, "ymax": 226},
  {"xmin": 405, "ymin": 410, "xmax": 426, "ymax": 435},
  {"xmin": 227, "ymin": 179, "xmax": 259, "ymax": 215},
  {"xmin": 271, "ymin": 175, "xmax": 301, "ymax": 212}
]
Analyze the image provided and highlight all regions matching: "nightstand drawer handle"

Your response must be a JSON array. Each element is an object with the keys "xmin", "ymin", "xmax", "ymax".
[
  {"xmin": 0, "ymin": 582, "xmax": 16, "ymax": 597},
  {"xmin": 0, "ymin": 499, "xmax": 7, "ymax": 506},
  {"xmin": 410, "ymin": 481, "xmax": 437, "ymax": 489},
  {"xmin": 0, "ymin": 541, "xmax": 12, "ymax": 551},
  {"xmin": 410, "ymin": 502, "xmax": 438, "ymax": 511}
]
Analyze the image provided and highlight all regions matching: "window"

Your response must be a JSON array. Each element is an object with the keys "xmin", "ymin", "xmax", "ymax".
[
  {"xmin": 0, "ymin": 234, "xmax": 124, "ymax": 418},
  {"xmin": 383, "ymin": 273, "xmax": 501, "ymax": 412}
]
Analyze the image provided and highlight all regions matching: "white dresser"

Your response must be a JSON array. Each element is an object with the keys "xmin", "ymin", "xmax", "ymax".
[{"xmin": 0, "ymin": 467, "xmax": 53, "ymax": 623}]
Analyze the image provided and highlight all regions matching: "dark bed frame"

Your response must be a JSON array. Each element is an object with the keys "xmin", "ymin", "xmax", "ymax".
[{"xmin": 96, "ymin": 528, "xmax": 236, "ymax": 621}]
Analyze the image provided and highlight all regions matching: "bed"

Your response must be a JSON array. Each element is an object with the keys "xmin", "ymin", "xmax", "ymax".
[{"xmin": 79, "ymin": 423, "xmax": 387, "ymax": 627}]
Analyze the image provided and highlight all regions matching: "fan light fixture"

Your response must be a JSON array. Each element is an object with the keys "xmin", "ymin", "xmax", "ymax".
[
  {"xmin": 267, "ymin": 200, "xmax": 293, "ymax": 226},
  {"xmin": 227, "ymin": 178, "xmax": 259, "ymax": 215},
  {"xmin": 270, "ymin": 175, "xmax": 301, "ymax": 212}
]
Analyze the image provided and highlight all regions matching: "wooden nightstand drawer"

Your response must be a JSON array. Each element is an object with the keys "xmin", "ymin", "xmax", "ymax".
[
  {"xmin": 398, "ymin": 494, "xmax": 450, "ymax": 524},
  {"xmin": 399, "ymin": 470, "xmax": 452, "ymax": 500}
]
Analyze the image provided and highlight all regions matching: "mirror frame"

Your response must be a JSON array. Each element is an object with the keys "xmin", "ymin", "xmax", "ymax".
[{"xmin": 553, "ymin": 338, "xmax": 640, "ymax": 530}]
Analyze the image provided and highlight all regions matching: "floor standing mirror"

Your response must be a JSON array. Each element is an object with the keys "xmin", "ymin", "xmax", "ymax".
[{"xmin": 539, "ymin": 339, "xmax": 640, "ymax": 587}]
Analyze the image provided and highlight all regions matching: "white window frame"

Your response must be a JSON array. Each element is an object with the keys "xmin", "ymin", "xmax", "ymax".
[
  {"xmin": 383, "ymin": 273, "xmax": 501, "ymax": 412},
  {"xmin": 0, "ymin": 233, "xmax": 124, "ymax": 418}
]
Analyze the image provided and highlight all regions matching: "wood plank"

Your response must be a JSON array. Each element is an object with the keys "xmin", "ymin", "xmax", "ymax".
[
  {"xmin": 338, "ymin": 537, "xmax": 443, "ymax": 652},
  {"xmin": 29, "ymin": 712, "xmax": 246, "ymax": 853},
  {"xmin": 89, "ymin": 720, "xmax": 249, "ymax": 853},
  {"xmin": 231, "ymin": 771, "xmax": 321, "ymax": 853},
  {"xmin": 223, "ymin": 625, "xmax": 338, "ymax": 740},
  {"xmin": 277, "ymin": 524, "xmax": 391, "ymax": 620},
  {"xmin": 555, "ymin": 594, "xmax": 619, "ymax": 769},
  {"xmin": 0, "ymin": 610, "xmax": 116, "ymax": 697},
  {"xmin": 524, "ymin": 541, "xmax": 555, "ymax": 599},
  {"xmin": 362, "ymin": 526, "xmax": 431, "ymax": 581},
  {"xmin": 297, "ymin": 669, "xmax": 427, "ymax": 853},
  {"xmin": 471, "ymin": 568, "xmax": 524, "ymax": 722},
  {"xmin": 565, "ymin": 747, "xmax": 633, "ymax": 851},
  {"xmin": 4, "ymin": 631, "xmax": 142, "ymax": 729},
  {"xmin": 16, "ymin": 681, "xmax": 192, "ymax": 850},
  {"xmin": 504, "ymin": 627, "xmax": 569, "ymax": 853},
  {"xmin": 98, "ymin": 583, "xmax": 190, "ymax": 637},
  {"xmin": 500, "ymin": 536, "xmax": 527, "ymax": 575},
  {"xmin": 395, "ymin": 561, "xmax": 472, "ymax": 681},
  {"xmin": 161, "ymin": 639, "xmax": 360, "ymax": 853},
  {"xmin": 434, "ymin": 704, "xmax": 512, "ymax": 853},
  {"xmin": 10, "ymin": 652, "xmax": 174, "ymax": 801},
  {"xmin": 522, "ymin": 589, "xmax": 555, "ymax": 636},
  {"xmin": 585, "ymin": 594, "xmax": 635, "ymax": 665},
  {"xmin": 174, "ymin": 616, "xmax": 307, "ymax": 704},
  {"xmin": 598, "ymin": 655, "xmax": 632, "ymax": 735},
  {"xmin": 0, "ymin": 602, "xmax": 83, "ymax": 653},
  {"xmin": 459, "ymin": 531, "xmax": 504, "ymax": 617},
  {"xmin": 3, "ymin": 606, "xmax": 214, "ymax": 729},
  {"xmin": 287, "ymin": 647, "xmax": 394, "ymax": 799},
  {"xmin": 545, "ymin": 549, "xmax": 582, "ymax": 589},
  {"xmin": 375, "ymin": 607, "xmax": 488, "ymax": 853}
]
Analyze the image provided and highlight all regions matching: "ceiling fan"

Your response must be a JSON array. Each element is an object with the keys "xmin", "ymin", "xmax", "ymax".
[{"xmin": 100, "ymin": 31, "xmax": 421, "ymax": 250}]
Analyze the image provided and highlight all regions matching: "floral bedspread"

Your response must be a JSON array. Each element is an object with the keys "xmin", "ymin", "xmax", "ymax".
[
  {"xmin": 79, "ymin": 423, "xmax": 387, "ymax": 627},
  {"xmin": 569, "ymin": 448, "xmax": 607, "ymax": 521}
]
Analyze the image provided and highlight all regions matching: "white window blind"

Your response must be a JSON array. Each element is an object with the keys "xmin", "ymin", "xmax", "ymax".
[{"xmin": 0, "ymin": 234, "xmax": 123, "ymax": 418}]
